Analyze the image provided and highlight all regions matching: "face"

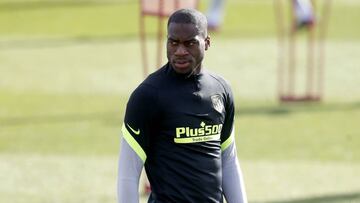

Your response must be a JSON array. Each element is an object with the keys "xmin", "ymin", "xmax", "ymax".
[{"xmin": 167, "ymin": 22, "xmax": 210, "ymax": 74}]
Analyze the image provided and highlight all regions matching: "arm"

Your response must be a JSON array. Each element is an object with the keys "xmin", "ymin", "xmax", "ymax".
[
  {"xmin": 222, "ymin": 141, "xmax": 248, "ymax": 203},
  {"xmin": 118, "ymin": 83, "xmax": 159, "ymax": 203},
  {"xmin": 219, "ymin": 80, "xmax": 248, "ymax": 203},
  {"xmin": 117, "ymin": 138, "xmax": 143, "ymax": 203}
]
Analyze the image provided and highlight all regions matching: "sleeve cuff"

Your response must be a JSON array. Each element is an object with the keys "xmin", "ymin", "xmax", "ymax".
[
  {"xmin": 122, "ymin": 124, "xmax": 147, "ymax": 163},
  {"xmin": 221, "ymin": 127, "xmax": 235, "ymax": 151}
]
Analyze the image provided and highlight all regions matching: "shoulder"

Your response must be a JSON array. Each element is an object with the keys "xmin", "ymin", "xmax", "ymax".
[
  {"xmin": 128, "ymin": 65, "xmax": 169, "ymax": 104},
  {"xmin": 126, "ymin": 80, "xmax": 160, "ymax": 118},
  {"xmin": 204, "ymin": 69, "xmax": 232, "ymax": 92},
  {"xmin": 203, "ymin": 69, "xmax": 234, "ymax": 107},
  {"xmin": 142, "ymin": 65, "xmax": 169, "ymax": 87}
]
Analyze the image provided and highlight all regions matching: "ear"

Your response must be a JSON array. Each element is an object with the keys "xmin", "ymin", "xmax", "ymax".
[{"xmin": 205, "ymin": 36, "xmax": 211, "ymax": 50}]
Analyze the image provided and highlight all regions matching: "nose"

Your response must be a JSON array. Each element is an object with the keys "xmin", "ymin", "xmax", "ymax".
[{"xmin": 174, "ymin": 44, "xmax": 188, "ymax": 56}]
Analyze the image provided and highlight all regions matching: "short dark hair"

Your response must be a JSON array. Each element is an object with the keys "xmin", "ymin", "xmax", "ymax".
[{"xmin": 167, "ymin": 8, "xmax": 208, "ymax": 37}]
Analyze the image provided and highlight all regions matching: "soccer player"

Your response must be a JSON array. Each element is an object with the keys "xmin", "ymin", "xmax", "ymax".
[{"xmin": 118, "ymin": 8, "xmax": 248, "ymax": 203}]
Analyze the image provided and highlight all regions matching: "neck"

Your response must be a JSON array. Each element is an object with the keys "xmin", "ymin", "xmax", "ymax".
[{"xmin": 186, "ymin": 64, "xmax": 202, "ymax": 78}]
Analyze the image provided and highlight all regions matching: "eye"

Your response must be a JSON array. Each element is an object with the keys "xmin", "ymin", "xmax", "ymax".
[
  {"xmin": 169, "ymin": 40, "xmax": 178, "ymax": 46},
  {"xmin": 185, "ymin": 41, "xmax": 197, "ymax": 47}
]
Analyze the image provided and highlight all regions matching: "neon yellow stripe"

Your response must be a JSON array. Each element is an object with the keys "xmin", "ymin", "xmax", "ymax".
[
  {"xmin": 174, "ymin": 134, "xmax": 220, "ymax": 144},
  {"xmin": 122, "ymin": 124, "xmax": 147, "ymax": 162},
  {"xmin": 221, "ymin": 127, "xmax": 235, "ymax": 151}
]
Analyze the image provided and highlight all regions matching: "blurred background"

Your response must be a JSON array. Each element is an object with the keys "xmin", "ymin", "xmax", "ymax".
[{"xmin": 0, "ymin": 0, "xmax": 359, "ymax": 202}]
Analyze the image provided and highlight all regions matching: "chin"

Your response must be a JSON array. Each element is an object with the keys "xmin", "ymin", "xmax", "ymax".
[
  {"xmin": 172, "ymin": 65, "xmax": 192, "ymax": 74},
  {"xmin": 174, "ymin": 68, "xmax": 191, "ymax": 75}
]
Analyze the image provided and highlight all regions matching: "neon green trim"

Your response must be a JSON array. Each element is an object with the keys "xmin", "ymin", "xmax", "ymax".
[
  {"xmin": 174, "ymin": 134, "xmax": 220, "ymax": 144},
  {"xmin": 221, "ymin": 128, "xmax": 235, "ymax": 151},
  {"xmin": 122, "ymin": 124, "xmax": 147, "ymax": 162}
]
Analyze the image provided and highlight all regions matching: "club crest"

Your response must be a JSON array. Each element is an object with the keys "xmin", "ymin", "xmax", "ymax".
[{"xmin": 211, "ymin": 94, "xmax": 224, "ymax": 113}]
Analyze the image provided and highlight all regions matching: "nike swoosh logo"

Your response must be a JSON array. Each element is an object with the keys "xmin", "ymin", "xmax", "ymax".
[{"xmin": 126, "ymin": 124, "xmax": 140, "ymax": 135}]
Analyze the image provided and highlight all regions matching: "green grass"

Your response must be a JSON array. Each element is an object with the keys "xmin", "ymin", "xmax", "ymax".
[
  {"xmin": 1, "ymin": 0, "xmax": 360, "ymax": 202},
  {"xmin": 1, "ymin": 91, "xmax": 359, "ymax": 161},
  {"xmin": 0, "ymin": 154, "xmax": 118, "ymax": 203},
  {"xmin": 1, "ymin": 0, "xmax": 360, "ymax": 40},
  {"xmin": 1, "ymin": 39, "xmax": 359, "ymax": 160},
  {"xmin": 0, "ymin": 92, "xmax": 124, "ymax": 155},
  {"xmin": 236, "ymin": 101, "xmax": 360, "ymax": 162},
  {"xmin": 1, "ymin": 155, "xmax": 359, "ymax": 203},
  {"xmin": 1, "ymin": 38, "xmax": 360, "ymax": 203},
  {"xmin": 0, "ymin": 2, "xmax": 139, "ymax": 39},
  {"xmin": 0, "ymin": 40, "xmax": 359, "ymax": 203}
]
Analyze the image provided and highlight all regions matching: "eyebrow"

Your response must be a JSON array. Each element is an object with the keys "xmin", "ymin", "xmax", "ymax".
[{"xmin": 167, "ymin": 37, "xmax": 198, "ymax": 43}]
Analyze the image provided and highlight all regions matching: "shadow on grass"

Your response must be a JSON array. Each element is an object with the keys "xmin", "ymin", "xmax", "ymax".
[
  {"xmin": 0, "ymin": 111, "xmax": 121, "ymax": 127},
  {"xmin": 1, "ymin": 102, "xmax": 360, "ymax": 126},
  {"xmin": 256, "ymin": 191, "xmax": 360, "ymax": 203},
  {"xmin": 236, "ymin": 101, "xmax": 360, "ymax": 117},
  {"xmin": 0, "ymin": 35, "xmax": 137, "ymax": 50}
]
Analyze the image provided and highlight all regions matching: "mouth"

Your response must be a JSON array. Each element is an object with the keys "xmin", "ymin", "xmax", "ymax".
[{"xmin": 173, "ymin": 59, "xmax": 191, "ymax": 69}]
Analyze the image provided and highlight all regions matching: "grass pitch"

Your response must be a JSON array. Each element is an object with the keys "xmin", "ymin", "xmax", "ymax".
[{"xmin": 1, "ymin": 39, "xmax": 359, "ymax": 203}]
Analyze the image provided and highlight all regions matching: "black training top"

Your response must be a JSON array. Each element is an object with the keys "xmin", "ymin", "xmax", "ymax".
[{"xmin": 122, "ymin": 63, "xmax": 235, "ymax": 203}]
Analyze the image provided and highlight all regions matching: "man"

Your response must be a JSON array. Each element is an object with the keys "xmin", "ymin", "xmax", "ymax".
[
  {"xmin": 207, "ymin": 0, "xmax": 226, "ymax": 31},
  {"xmin": 118, "ymin": 8, "xmax": 247, "ymax": 203},
  {"xmin": 292, "ymin": 0, "xmax": 315, "ymax": 29}
]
